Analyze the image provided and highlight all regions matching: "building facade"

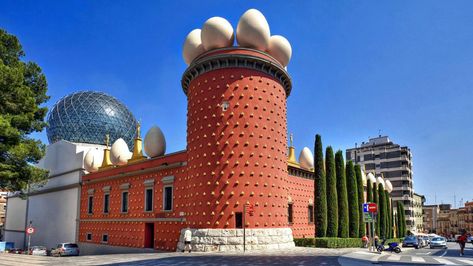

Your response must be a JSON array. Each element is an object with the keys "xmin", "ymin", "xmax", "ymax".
[
  {"xmin": 429, "ymin": 201, "xmax": 473, "ymax": 237},
  {"xmin": 413, "ymin": 193, "xmax": 425, "ymax": 233},
  {"xmin": 346, "ymin": 136, "xmax": 415, "ymax": 231}
]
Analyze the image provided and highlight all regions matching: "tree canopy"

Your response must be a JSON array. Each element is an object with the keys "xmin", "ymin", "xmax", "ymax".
[{"xmin": 0, "ymin": 28, "xmax": 49, "ymax": 192}]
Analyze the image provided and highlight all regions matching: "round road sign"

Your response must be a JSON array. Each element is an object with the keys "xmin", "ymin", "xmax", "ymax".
[{"xmin": 26, "ymin": 227, "xmax": 35, "ymax": 234}]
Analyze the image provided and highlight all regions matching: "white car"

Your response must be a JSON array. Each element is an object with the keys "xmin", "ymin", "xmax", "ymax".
[
  {"xmin": 430, "ymin": 237, "xmax": 447, "ymax": 249},
  {"xmin": 30, "ymin": 246, "xmax": 48, "ymax": 256}
]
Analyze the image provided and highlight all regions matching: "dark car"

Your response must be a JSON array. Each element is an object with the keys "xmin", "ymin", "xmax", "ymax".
[
  {"xmin": 402, "ymin": 236, "xmax": 419, "ymax": 248},
  {"xmin": 7, "ymin": 248, "xmax": 24, "ymax": 254}
]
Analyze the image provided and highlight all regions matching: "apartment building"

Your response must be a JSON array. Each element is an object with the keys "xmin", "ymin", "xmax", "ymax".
[
  {"xmin": 413, "ymin": 193, "xmax": 426, "ymax": 232},
  {"xmin": 347, "ymin": 136, "xmax": 415, "ymax": 231}
]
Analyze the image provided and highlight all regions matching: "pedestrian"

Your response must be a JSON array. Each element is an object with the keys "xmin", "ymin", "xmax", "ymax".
[
  {"xmin": 457, "ymin": 230, "xmax": 467, "ymax": 257},
  {"xmin": 183, "ymin": 227, "xmax": 192, "ymax": 253},
  {"xmin": 362, "ymin": 235, "xmax": 369, "ymax": 248}
]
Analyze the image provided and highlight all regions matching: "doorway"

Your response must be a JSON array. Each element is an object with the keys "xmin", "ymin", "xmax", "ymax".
[{"xmin": 144, "ymin": 223, "xmax": 155, "ymax": 248}]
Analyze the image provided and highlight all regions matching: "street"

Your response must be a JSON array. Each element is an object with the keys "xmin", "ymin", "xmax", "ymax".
[{"xmin": 0, "ymin": 243, "xmax": 472, "ymax": 266}]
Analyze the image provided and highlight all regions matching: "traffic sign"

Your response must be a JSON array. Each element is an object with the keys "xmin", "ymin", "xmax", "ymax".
[
  {"xmin": 363, "ymin": 203, "xmax": 378, "ymax": 213},
  {"xmin": 26, "ymin": 227, "xmax": 35, "ymax": 235},
  {"xmin": 245, "ymin": 203, "xmax": 254, "ymax": 216},
  {"xmin": 363, "ymin": 212, "xmax": 374, "ymax": 222}
]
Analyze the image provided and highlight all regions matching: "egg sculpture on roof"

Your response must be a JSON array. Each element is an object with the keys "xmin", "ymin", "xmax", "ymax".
[
  {"xmin": 84, "ymin": 148, "xmax": 103, "ymax": 173},
  {"xmin": 376, "ymin": 176, "xmax": 385, "ymax": 189},
  {"xmin": 144, "ymin": 126, "xmax": 166, "ymax": 158},
  {"xmin": 299, "ymin": 147, "xmax": 314, "ymax": 170},
  {"xmin": 367, "ymin": 172, "xmax": 376, "ymax": 185},
  {"xmin": 183, "ymin": 29, "xmax": 206, "ymax": 65},
  {"xmin": 110, "ymin": 138, "xmax": 132, "ymax": 166},
  {"xmin": 385, "ymin": 180, "xmax": 393, "ymax": 193},
  {"xmin": 236, "ymin": 9, "xmax": 271, "ymax": 51},
  {"xmin": 201, "ymin": 17, "xmax": 234, "ymax": 51},
  {"xmin": 267, "ymin": 35, "xmax": 292, "ymax": 67}
]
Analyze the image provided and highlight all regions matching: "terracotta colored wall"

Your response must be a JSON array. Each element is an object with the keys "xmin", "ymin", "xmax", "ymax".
[
  {"xmin": 287, "ymin": 175, "xmax": 315, "ymax": 238},
  {"xmin": 184, "ymin": 62, "xmax": 289, "ymax": 229}
]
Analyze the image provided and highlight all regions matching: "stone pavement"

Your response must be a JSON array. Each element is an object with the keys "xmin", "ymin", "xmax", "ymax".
[{"xmin": 0, "ymin": 247, "xmax": 360, "ymax": 266}]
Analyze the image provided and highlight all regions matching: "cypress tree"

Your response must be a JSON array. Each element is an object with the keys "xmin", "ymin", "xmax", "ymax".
[
  {"xmin": 325, "ymin": 146, "xmax": 338, "ymax": 237},
  {"xmin": 386, "ymin": 191, "xmax": 392, "ymax": 238},
  {"xmin": 399, "ymin": 202, "xmax": 407, "ymax": 236},
  {"xmin": 377, "ymin": 184, "xmax": 386, "ymax": 238},
  {"xmin": 346, "ymin": 161, "xmax": 359, "ymax": 238},
  {"xmin": 314, "ymin": 134, "xmax": 327, "ymax": 237},
  {"xmin": 335, "ymin": 150, "xmax": 349, "ymax": 238},
  {"xmin": 367, "ymin": 180, "xmax": 372, "ymax": 203},
  {"xmin": 396, "ymin": 203, "xmax": 402, "ymax": 237},
  {"xmin": 373, "ymin": 182, "xmax": 380, "ymax": 236},
  {"xmin": 355, "ymin": 165, "xmax": 365, "ymax": 237}
]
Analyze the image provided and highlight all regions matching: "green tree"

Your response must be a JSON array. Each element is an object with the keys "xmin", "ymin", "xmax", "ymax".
[
  {"xmin": 399, "ymin": 202, "xmax": 407, "ymax": 236},
  {"xmin": 335, "ymin": 150, "xmax": 349, "ymax": 238},
  {"xmin": 396, "ymin": 204, "xmax": 402, "ymax": 237},
  {"xmin": 325, "ymin": 146, "xmax": 338, "ymax": 237},
  {"xmin": 377, "ymin": 184, "xmax": 386, "ymax": 238},
  {"xmin": 367, "ymin": 179, "xmax": 373, "ymax": 203},
  {"xmin": 346, "ymin": 161, "xmax": 359, "ymax": 238},
  {"xmin": 373, "ymin": 181, "xmax": 380, "ymax": 236},
  {"xmin": 355, "ymin": 165, "xmax": 365, "ymax": 237},
  {"xmin": 314, "ymin": 134, "xmax": 327, "ymax": 237},
  {"xmin": 0, "ymin": 29, "xmax": 49, "ymax": 192},
  {"xmin": 386, "ymin": 191, "xmax": 392, "ymax": 238}
]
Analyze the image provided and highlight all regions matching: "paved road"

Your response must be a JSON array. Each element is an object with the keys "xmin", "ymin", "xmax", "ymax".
[{"xmin": 340, "ymin": 242, "xmax": 473, "ymax": 265}]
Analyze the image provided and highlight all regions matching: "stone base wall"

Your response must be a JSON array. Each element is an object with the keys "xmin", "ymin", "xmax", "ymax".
[
  {"xmin": 176, "ymin": 228, "xmax": 295, "ymax": 252},
  {"xmin": 78, "ymin": 242, "xmax": 157, "ymax": 255}
]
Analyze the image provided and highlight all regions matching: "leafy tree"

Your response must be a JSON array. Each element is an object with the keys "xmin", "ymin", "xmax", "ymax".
[
  {"xmin": 346, "ymin": 161, "xmax": 359, "ymax": 238},
  {"xmin": 335, "ymin": 150, "xmax": 349, "ymax": 238},
  {"xmin": 355, "ymin": 165, "xmax": 365, "ymax": 237},
  {"xmin": 377, "ymin": 184, "xmax": 386, "ymax": 238},
  {"xmin": 367, "ymin": 179, "xmax": 372, "ymax": 203},
  {"xmin": 325, "ymin": 146, "xmax": 338, "ymax": 237},
  {"xmin": 386, "ymin": 191, "xmax": 392, "ymax": 238},
  {"xmin": 399, "ymin": 202, "xmax": 407, "ymax": 236},
  {"xmin": 373, "ymin": 181, "xmax": 380, "ymax": 236},
  {"xmin": 0, "ymin": 29, "xmax": 49, "ymax": 192},
  {"xmin": 314, "ymin": 134, "xmax": 327, "ymax": 237}
]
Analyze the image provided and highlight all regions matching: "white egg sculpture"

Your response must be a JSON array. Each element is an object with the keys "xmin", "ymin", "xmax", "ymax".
[
  {"xmin": 367, "ymin": 172, "xmax": 376, "ymax": 185},
  {"xmin": 84, "ymin": 148, "xmax": 103, "ymax": 173},
  {"xmin": 201, "ymin": 17, "xmax": 234, "ymax": 51},
  {"xmin": 361, "ymin": 170, "xmax": 367, "ymax": 186},
  {"xmin": 236, "ymin": 9, "xmax": 271, "ymax": 51},
  {"xmin": 183, "ymin": 29, "xmax": 206, "ymax": 65},
  {"xmin": 267, "ymin": 35, "xmax": 292, "ymax": 66},
  {"xmin": 385, "ymin": 180, "xmax": 393, "ymax": 193},
  {"xmin": 299, "ymin": 147, "xmax": 314, "ymax": 169},
  {"xmin": 144, "ymin": 126, "xmax": 166, "ymax": 158},
  {"xmin": 110, "ymin": 138, "xmax": 132, "ymax": 166},
  {"xmin": 376, "ymin": 176, "xmax": 385, "ymax": 189}
]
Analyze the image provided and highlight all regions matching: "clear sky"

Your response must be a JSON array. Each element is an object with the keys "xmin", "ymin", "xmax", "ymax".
[{"xmin": 1, "ymin": 1, "xmax": 472, "ymax": 206}]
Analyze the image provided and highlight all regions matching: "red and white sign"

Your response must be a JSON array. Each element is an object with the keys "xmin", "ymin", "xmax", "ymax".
[
  {"xmin": 368, "ymin": 203, "xmax": 378, "ymax": 213},
  {"xmin": 26, "ymin": 227, "xmax": 35, "ymax": 235},
  {"xmin": 245, "ymin": 203, "xmax": 254, "ymax": 216}
]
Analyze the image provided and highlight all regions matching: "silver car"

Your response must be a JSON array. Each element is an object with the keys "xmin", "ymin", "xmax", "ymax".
[
  {"xmin": 52, "ymin": 243, "xmax": 80, "ymax": 256},
  {"xmin": 430, "ymin": 237, "xmax": 447, "ymax": 249},
  {"xmin": 30, "ymin": 246, "xmax": 48, "ymax": 256}
]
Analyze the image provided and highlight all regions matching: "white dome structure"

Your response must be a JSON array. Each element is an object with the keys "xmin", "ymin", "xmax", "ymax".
[
  {"xmin": 84, "ymin": 148, "xmax": 103, "ymax": 173},
  {"xmin": 236, "ymin": 9, "xmax": 271, "ymax": 51},
  {"xmin": 385, "ymin": 180, "xmax": 393, "ymax": 193},
  {"xmin": 267, "ymin": 35, "xmax": 292, "ymax": 66},
  {"xmin": 298, "ymin": 147, "xmax": 314, "ymax": 169},
  {"xmin": 110, "ymin": 138, "xmax": 132, "ymax": 166},
  {"xmin": 144, "ymin": 126, "xmax": 166, "ymax": 158},
  {"xmin": 201, "ymin": 17, "xmax": 234, "ymax": 51},
  {"xmin": 376, "ymin": 176, "xmax": 385, "ymax": 189},
  {"xmin": 367, "ymin": 173, "xmax": 376, "ymax": 185},
  {"xmin": 183, "ymin": 29, "xmax": 206, "ymax": 65}
]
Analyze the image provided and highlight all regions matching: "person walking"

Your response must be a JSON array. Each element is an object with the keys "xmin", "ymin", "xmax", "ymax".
[
  {"xmin": 183, "ymin": 227, "xmax": 192, "ymax": 253},
  {"xmin": 458, "ymin": 230, "xmax": 468, "ymax": 256}
]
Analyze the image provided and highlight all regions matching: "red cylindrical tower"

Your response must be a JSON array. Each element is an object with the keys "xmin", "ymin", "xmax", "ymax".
[{"xmin": 180, "ymin": 48, "xmax": 293, "ymax": 250}]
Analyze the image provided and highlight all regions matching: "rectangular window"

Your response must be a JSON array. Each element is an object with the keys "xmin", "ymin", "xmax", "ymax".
[
  {"xmin": 87, "ymin": 196, "xmax": 93, "ymax": 214},
  {"xmin": 308, "ymin": 205, "xmax": 314, "ymax": 223},
  {"xmin": 235, "ymin": 212, "xmax": 243, "ymax": 228},
  {"xmin": 288, "ymin": 203, "xmax": 294, "ymax": 224},
  {"xmin": 163, "ymin": 186, "xmax": 173, "ymax": 211},
  {"xmin": 102, "ymin": 234, "xmax": 108, "ymax": 243},
  {"xmin": 86, "ymin": 233, "xmax": 92, "ymax": 241},
  {"xmin": 145, "ymin": 188, "xmax": 153, "ymax": 212},
  {"xmin": 121, "ymin": 191, "xmax": 129, "ymax": 213},
  {"xmin": 103, "ymin": 193, "xmax": 110, "ymax": 213}
]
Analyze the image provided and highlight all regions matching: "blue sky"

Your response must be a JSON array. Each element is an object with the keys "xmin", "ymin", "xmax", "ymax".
[{"xmin": 1, "ymin": 1, "xmax": 472, "ymax": 206}]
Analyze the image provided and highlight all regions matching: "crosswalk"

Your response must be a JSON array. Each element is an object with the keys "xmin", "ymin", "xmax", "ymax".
[{"xmin": 344, "ymin": 251, "xmax": 473, "ymax": 265}]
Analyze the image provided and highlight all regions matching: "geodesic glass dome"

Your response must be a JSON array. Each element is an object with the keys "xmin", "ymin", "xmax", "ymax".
[{"xmin": 46, "ymin": 91, "xmax": 137, "ymax": 148}]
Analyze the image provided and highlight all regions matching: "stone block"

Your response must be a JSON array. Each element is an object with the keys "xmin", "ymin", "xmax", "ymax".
[
  {"xmin": 253, "ymin": 229, "xmax": 266, "ymax": 237},
  {"xmin": 227, "ymin": 236, "xmax": 243, "ymax": 245},
  {"xmin": 221, "ymin": 229, "xmax": 236, "ymax": 237},
  {"xmin": 234, "ymin": 244, "xmax": 244, "ymax": 251},
  {"xmin": 204, "ymin": 245, "xmax": 219, "ymax": 252},
  {"xmin": 200, "ymin": 236, "xmax": 212, "ymax": 244},
  {"xmin": 207, "ymin": 229, "xmax": 222, "ymax": 237},
  {"xmin": 194, "ymin": 229, "xmax": 208, "ymax": 237},
  {"xmin": 257, "ymin": 236, "xmax": 271, "ymax": 244},
  {"xmin": 212, "ymin": 236, "xmax": 228, "ymax": 245},
  {"xmin": 193, "ymin": 244, "xmax": 205, "ymax": 252}
]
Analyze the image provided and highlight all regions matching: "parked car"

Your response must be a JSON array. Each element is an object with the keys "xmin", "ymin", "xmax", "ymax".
[
  {"xmin": 422, "ymin": 236, "xmax": 430, "ymax": 246},
  {"xmin": 402, "ymin": 235, "xmax": 419, "ymax": 248},
  {"xmin": 430, "ymin": 237, "xmax": 447, "ymax": 249},
  {"xmin": 467, "ymin": 235, "xmax": 473, "ymax": 244},
  {"xmin": 7, "ymin": 248, "xmax": 24, "ymax": 254},
  {"xmin": 51, "ymin": 243, "xmax": 79, "ymax": 257},
  {"xmin": 30, "ymin": 246, "xmax": 48, "ymax": 256}
]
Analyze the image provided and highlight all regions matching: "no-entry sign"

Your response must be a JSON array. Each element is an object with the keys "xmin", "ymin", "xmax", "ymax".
[
  {"xmin": 363, "ymin": 203, "xmax": 378, "ymax": 213},
  {"xmin": 26, "ymin": 227, "xmax": 35, "ymax": 235}
]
